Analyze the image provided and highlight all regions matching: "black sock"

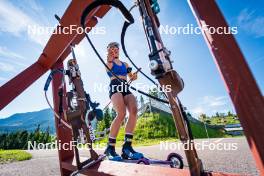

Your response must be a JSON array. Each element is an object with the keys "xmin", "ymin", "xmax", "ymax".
[
  {"xmin": 108, "ymin": 137, "xmax": 116, "ymax": 148},
  {"xmin": 106, "ymin": 137, "xmax": 119, "ymax": 156},
  {"xmin": 124, "ymin": 133, "xmax": 133, "ymax": 147}
]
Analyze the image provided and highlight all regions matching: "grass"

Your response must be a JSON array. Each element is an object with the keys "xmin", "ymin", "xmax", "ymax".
[
  {"xmin": 0, "ymin": 150, "xmax": 32, "ymax": 164},
  {"xmin": 129, "ymin": 137, "xmax": 177, "ymax": 147},
  {"xmin": 207, "ymin": 116, "xmax": 240, "ymax": 125},
  {"xmin": 93, "ymin": 113, "xmax": 227, "ymax": 148},
  {"xmin": 190, "ymin": 121, "xmax": 226, "ymax": 138},
  {"xmin": 94, "ymin": 137, "xmax": 177, "ymax": 148},
  {"xmin": 94, "ymin": 126, "xmax": 178, "ymax": 148}
]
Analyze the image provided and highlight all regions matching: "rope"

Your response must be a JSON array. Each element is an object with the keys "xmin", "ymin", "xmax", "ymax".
[
  {"xmin": 44, "ymin": 69, "xmax": 72, "ymax": 129},
  {"xmin": 44, "ymin": 91, "xmax": 72, "ymax": 129}
]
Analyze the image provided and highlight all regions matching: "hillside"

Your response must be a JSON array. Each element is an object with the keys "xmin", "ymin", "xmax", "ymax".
[
  {"xmin": 96, "ymin": 112, "xmax": 226, "ymax": 146},
  {"xmin": 135, "ymin": 113, "xmax": 225, "ymax": 139},
  {"xmin": 0, "ymin": 109, "xmax": 225, "ymax": 139},
  {"xmin": 0, "ymin": 109, "xmax": 55, "ymax": 133}
]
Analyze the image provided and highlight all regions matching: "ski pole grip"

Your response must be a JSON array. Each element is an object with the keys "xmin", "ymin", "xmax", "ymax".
[
  {"xmin": 44, "ymin": 69, "xmax": 64, "ymax": 91},
  {"xmin": 44, "ymin": 74, "xmax": 53, "ymax": 91}
]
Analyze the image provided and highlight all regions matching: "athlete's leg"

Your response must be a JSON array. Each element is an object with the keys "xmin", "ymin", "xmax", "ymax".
[
  {"xmin": 109, "ymin": 92, "xmax": 126, "ymax": 137},
  {"xmin": 121, "ymin": 94, "xmax": 144, "ymax": 160},
  {"xmin": 124, "ymin": 94, "xmax": 137, "ymax": 133},
  {"xmin": 105, "ymin": 92, "xmax": 126, "ymax": 161}
]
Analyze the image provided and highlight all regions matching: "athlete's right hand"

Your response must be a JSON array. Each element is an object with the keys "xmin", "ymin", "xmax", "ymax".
[{"xmin": 107, "ymin": 51, "xmax": 114, "ymax": 63}]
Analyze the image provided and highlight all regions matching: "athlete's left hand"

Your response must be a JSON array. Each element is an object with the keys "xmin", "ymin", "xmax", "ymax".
[{"xmin": 130, "ymin": 72, "xmax": 138, "ymax": 81}]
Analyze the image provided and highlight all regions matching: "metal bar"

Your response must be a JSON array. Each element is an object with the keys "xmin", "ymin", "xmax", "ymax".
[
  {"xmin": 188, "ymin": 0, "xmax": 264, "ymax": 174},
  {"xmin": 137, "ymin": 0, "xmax": 202, "ymax": 174},
  {"xmin": 0, "ymin": 61, "xmax": 48, "ymax": 110},
  {"xmin": 51, "ymin": 61, "xmax": 74, "ymax": 176},
  {"xmin": 165, "ymin": 92, "xmax": 202, "ymax": 176},
  {"xmin": 0, "ymin": 0, "xmax": 111, "ymax": 111}
]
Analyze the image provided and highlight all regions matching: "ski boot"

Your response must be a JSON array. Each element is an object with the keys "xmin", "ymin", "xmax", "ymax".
[
  {"xmin": 104, "ymin": 145, "xmax": 122, "ymax": 161},
  {"xmin": 121, "ymin": 143, "xmax": 144, "ymax": 160}
]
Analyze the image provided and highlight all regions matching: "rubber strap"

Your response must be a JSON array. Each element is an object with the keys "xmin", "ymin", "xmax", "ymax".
[
  {"xmin": 44, "ymin": 69, "xmax": 64, "ymax": 91},
  {"xmin": 81, "ymin": 0, "xmax": 134, "ymax": 28}
]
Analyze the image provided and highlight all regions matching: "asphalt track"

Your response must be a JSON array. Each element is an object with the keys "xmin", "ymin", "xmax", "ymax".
[{"xmin": 0, "ymin": 137, "xmax": 259, "ymax": 176}]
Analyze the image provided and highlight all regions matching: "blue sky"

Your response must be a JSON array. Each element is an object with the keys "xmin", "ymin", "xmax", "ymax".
[{"xmin": 0, "ymin": 0, "xmax": 263, "ymax": 118}]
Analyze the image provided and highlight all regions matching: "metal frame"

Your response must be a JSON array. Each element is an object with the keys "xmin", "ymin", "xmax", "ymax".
[
  {"xmin": 0, "ymin": 0, "xmax": 263, "ymax": 175},
  {"xmin": 188, "ymin": 0, "xmax": 264, "ymax": 174}
]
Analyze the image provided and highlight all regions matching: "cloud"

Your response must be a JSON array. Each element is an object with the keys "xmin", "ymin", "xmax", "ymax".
[
  {"xmin": 237, "ymin": 9, "xmax": 264, "ymax": 38},
  {"xmin": 23, "ymin": 0, "xmax": 43, "ymax": 12},
  {"xmin": 201, "ymin": 96, "xmax": 227, "ymax": 107},
  {"xmin": 190, "ymin": 95, "xmax": 232, "ymax": 117},
  {"xmin": 0, "ymin": 46, "xmax": 25, "ymax": 60},
  {"xmin": 0, "ymin": 0, "xmax": 49, "ymax": 46},
  {"xmin": 0, "ymin": 62, "xmax": 16, "ymax": 72},
  {"xmin": 192, "ymin": 106, "xmax": 204, "ymax": 115},
  {"xmin": 0, "ymin": 76, "xmax": 7, "ymax": 81},
  {"xmin": 0, "ymin": 46, "xmax": 28, "ymax": 69},
  {"xmin": 250, "ymin": 56, "xmax": 264, "ymax": 66}
]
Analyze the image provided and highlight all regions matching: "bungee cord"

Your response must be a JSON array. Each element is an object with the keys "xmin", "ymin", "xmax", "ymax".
[
  {"xmin": 44, "ymin": 69, "xmax": 72, "ymax": 129},
  {"xmin": 80, "ymin": 0, "xmax": 169, "ymax": 104},
  {"xmin": 120, "ymin": 4, "xmax": 169, "ymax": 100}
]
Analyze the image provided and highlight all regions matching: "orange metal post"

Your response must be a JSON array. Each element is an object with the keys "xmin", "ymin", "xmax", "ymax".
[
  {"xmin": 51, "ymin": 61, "xmax": 74, "ymax": 176},
  {"xmin": 0, "ymin": 0, "xmax": 110, "ymax": 111},
  {"xmin": 188, "ymin": 0, "xmax": 264, "ymax": 174},
  {"xmin": 0, "ymin": 0, "xmax": 263, "ymax": 175},
  {"xmin": 0, "ymin": 62, "xmax": 48, "ymax": 110}
]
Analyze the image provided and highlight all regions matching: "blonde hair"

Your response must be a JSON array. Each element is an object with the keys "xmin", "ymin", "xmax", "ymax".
[{"xmin": 107, "ymin": 42, "xmax": 119, "ymax": 49}]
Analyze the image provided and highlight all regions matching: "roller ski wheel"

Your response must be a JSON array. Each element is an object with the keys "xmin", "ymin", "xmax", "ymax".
[{"xmin": 167, "ymin": 153, "xmax": 184, "ymax": 169}]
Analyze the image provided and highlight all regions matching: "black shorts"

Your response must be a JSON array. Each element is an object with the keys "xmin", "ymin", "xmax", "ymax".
[{"xmin": 109, "ymin": 79, "xmax": 132, "ymax": 98}]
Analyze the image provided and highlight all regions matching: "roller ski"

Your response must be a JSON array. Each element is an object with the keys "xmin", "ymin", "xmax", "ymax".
[
  {"xmin": 104, "ymin": 134, "xmax": 183, "ymax": 169},
  {"xmin": 105, "ymin": 145, "xmax": 183, "ymax": 169},
  {"xmin": 121, "ymin": 139, "xmax": 183, "ymax": 169},
  {"xmin": 122, "ymin": 153, "xmax": 184, "ymax": 169}
]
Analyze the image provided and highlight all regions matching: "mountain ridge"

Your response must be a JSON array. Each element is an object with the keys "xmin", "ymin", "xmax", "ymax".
[{"xmin": 0, "ymin": 108, "xmax": 55, "ymax": 133}]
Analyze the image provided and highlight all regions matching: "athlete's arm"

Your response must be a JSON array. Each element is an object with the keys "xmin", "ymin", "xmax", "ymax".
[
  {"xmin": 106, "ymin": 51, "xmax": 114, "ymax": 70},
  {"xmin": 124, "ymin": 62, "xmax": 137, "ymax": 81}
]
